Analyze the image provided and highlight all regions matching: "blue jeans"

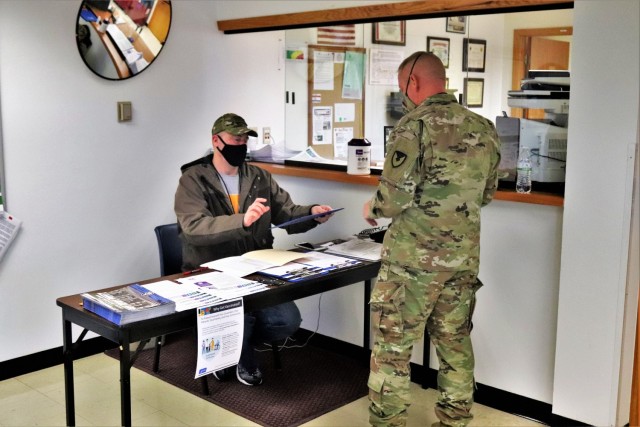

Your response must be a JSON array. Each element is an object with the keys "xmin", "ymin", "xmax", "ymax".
[{"xmin": 240, "ymin": 301, "xmax": 301, "ymax": 370}]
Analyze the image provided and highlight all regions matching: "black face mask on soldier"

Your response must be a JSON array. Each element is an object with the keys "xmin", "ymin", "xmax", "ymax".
[{"xmin": 216, "ymin": 134, "xmax": 248, "ymax": 167}]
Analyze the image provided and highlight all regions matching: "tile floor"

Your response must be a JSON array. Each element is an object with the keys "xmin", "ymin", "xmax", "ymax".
[{"xmin": 0, "ymin": 353, "xmax": 546, "ymax": 426}]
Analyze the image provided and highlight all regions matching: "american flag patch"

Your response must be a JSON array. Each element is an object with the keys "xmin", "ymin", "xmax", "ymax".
[{"xmin": 317, "ymin": 25, "xmax": 356, "ymax": 46}]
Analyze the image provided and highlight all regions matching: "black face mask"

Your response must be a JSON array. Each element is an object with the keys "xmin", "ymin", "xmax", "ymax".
[{"xmin": 216, "ymin": 134, "xmax": 248, "ymax": 167}]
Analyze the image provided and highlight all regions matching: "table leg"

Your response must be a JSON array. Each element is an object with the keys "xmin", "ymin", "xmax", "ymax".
[
  {"xmin": 62, "ymin": 317, "xmax": 75, "ymax": 426},
  {"xmin": 119, "ymin": 334, "xmax": 132, "ymax": 426},
  {"xmin": 422, "ymin": 331, "xmax": 431, "ymax": 389},
  {"xmin": 364, "ymin": 279, "xmax": 371, "ymax": 349}
]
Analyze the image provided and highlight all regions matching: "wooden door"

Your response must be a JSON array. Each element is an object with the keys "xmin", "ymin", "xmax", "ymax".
[{"xmin": 530, "ymin": 37, "xmax": 570, "ymax": 70}]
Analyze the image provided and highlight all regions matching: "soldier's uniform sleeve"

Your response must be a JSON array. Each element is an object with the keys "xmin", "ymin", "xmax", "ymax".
[
  {"xmin": 367, "ymin": 124, "xmax": 426, "ymax": 219},
  {"xmin": 481, "ymin": 121, "xmax": 501, "ymax": 206}
]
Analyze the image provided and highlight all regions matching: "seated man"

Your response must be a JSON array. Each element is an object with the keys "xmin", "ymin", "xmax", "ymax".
[{"xmin": 174, "ymin": 113, "xmax": 335, "ymax": 386}]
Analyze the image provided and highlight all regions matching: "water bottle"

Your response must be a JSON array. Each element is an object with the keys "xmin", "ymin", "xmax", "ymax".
[{"xmin": 516, "ymin": 147, "xmax": 532, "ymax": 194}]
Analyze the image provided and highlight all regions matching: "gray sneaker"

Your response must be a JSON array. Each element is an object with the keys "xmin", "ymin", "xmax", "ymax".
[{"xmin": 236, "ymin": 364, "xmax": 263, "ymax": 386}]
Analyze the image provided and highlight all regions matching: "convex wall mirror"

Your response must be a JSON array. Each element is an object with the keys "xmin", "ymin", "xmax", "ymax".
[{"xmin": 76, "ymin": 0, "xmax": 171, "ymax": 80}]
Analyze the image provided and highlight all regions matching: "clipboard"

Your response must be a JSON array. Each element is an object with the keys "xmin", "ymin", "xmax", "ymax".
[{"xmin": 271, "ymin": 207, "xmax": 344, "ymax": 229}]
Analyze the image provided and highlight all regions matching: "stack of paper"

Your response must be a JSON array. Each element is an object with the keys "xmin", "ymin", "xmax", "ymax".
[
  {"xmin": 325, "ymin": 238, "xmax": 383, "ymax": 261},
  {"xmin": 260, "ymin": 251, "xmax": 362, "ymax": 282},
  {"xmin": 201, "ymin": 249, "xmax": 308, "ymax": 277},
  {"xmin": 81, "ymin": 284, "xmax": 176, "ymax": 324}
]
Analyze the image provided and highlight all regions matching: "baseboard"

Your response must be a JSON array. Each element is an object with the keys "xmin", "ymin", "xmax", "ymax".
[
  {"xmin": 0, "ymin": 336, "xmax": 116, "ymax": 382},
  {"xmin": 2, "ymin": 329, "xmax": 586, "ymax": 427},
  {"xmin": 297, "ymin": 328, "xmax": 588, "ymax": 427}
]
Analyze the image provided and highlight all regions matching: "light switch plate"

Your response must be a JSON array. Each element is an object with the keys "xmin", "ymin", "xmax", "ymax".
[{"xmin": 118, "ymin": 102, "xmax": 132, "ymax": 122}]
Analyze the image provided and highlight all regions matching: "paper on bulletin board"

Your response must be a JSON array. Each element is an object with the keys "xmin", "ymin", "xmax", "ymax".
[
  {"xmin": 313, "ymin": 51, "xmax": 334, "ymax": 91},
  {"xmin": 342, "ymin": 51, "xmax": 364, "ymax": 100},
  {"xmin": 312, "ymin": 106, "xmax": 333, "ymax": 145},
  {"xmin": 335, "ymin": 103, "xmax": 355, "ymax": 123},
  {"xmin": 334, "ymin": 127, "xmax": 353, "ymax": 159}
]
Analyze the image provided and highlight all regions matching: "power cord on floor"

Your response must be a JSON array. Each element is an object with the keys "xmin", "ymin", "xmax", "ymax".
[{"xmin": 255, "ymin": 293, "xmax": 323, "ymax": 353}]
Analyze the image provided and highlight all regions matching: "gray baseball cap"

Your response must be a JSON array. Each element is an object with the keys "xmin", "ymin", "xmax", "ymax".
[{"xmin": 212, "ymin": 113, "xmax": 258, "ymax": 137}]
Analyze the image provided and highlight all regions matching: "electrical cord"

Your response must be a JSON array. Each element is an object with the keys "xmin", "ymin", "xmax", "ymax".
[
  {"xmin": 255, "ymin": 293, "xmax": 323, "ymax": 353},
  {"xmin": 530, "ymin": 148, "xmax": 566, "ymax": 163}
]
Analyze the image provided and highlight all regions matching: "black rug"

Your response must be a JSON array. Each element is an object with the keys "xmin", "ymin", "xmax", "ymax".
[{"xmin": 106, "ymin": 331, "xmax": 369, "ymax": 427}]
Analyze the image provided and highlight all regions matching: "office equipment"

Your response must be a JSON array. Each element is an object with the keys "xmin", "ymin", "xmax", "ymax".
[
  {"xmin": 57, "ymin": 259, "xmax": 380, "ymax": 426},
  {"xmin": 0, "ymin": 211, "xmax": 21, "ymax": 263},
  {"xmin": 81, "ymin": 284, "xmax": 176, "ymax": 325},
  {"xmin": 356, "ymin": 225, "xmax": 387, "ymax": 241},
  {"xmin": 504, "ymin": 70, "xmax": 569, "ymax": 183}
]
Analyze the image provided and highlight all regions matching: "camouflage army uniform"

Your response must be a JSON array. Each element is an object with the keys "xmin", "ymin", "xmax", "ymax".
[{"xmin": 366, "ymin": 93, "xmax": 500, "ymax": 427}]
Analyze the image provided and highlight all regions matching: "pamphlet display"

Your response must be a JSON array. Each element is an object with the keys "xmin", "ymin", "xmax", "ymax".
[
  {"xmin": 81, "ymin": 284, "xmax": 176, "ymax": 325},
  {"xmin": 195, "ymin": 298, "xmax": 244, "ymax": 379}
]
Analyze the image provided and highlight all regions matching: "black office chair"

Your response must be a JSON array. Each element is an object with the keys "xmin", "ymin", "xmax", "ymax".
[
  {"xmin": 154, "ymin": 223, "xmax": 183, "ymax": 276},
  {"xmin": 151, "ymin": 223, "xmax": 212, "ymax": 393}
]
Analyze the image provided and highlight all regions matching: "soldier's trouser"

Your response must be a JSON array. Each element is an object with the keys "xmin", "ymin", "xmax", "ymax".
[{"xmin": 368, "ymin": 263, "xmax": 480, "ymax": 427}]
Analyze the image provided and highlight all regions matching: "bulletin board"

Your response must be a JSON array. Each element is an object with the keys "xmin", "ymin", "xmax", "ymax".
[{"xmin": 307, "ymin": 44, "xmax": 366, "ymax": 159}]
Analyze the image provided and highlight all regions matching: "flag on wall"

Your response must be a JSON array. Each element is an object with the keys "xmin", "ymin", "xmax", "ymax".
[{"xmin": 317, "ymin": 25, "xmax": 356, "ymax": 46}]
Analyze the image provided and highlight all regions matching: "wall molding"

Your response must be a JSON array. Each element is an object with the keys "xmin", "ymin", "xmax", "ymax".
[{"xmin": 217, "ymin": 0, "xmax": 573, "ymax": 33}]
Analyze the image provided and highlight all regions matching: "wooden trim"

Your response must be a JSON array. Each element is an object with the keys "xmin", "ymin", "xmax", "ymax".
[
  {"xmin": 631, "ymin": 291, "xmax": 640, "ymax": 427},
  {"xmin": 217, "ymin": 0, "xmax": 573, "ymax": 33},
  {"xmin": 250, "ymin": 162, "xmax": 564, "ymax": 206}
]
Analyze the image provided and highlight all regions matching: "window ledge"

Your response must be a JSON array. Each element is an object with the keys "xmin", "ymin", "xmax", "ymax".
[{"xmin": 250, "ymin": 162, "xmax": 564, "ymax": 207}]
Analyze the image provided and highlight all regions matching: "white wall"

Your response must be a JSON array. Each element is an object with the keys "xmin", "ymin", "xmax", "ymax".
[
  {"xmin": 0, "ymin": 1, "xmax": 638, "ymax": 426},
  {"xmin": 553, "ymin": 1, "xmax": 639, "ymax": 425}
]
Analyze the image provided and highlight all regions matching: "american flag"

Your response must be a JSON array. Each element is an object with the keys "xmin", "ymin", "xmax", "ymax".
[{"xmin": 317, "ymin": 25, "xmax": 356, "ymax": 46}]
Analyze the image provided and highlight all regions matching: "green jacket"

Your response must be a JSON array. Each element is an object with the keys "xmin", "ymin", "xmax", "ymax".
[
  {"xmin": 174, "ymin": 154, "xmax": 318, "ymax": 271},
  {"xmin": 369, "ymin": 93, "xmax": 501, "ymax": 272}
]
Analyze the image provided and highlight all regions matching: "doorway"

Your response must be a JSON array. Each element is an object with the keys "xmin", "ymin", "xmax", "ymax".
[{"xmin": 511, "ymin": 26, "xmax": 572, "ymax": 119}]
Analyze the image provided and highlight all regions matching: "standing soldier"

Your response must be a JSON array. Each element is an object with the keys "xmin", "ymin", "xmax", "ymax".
[{"xmin": 362, "ymin": 52, "xmax": 501, "ymax": 427}]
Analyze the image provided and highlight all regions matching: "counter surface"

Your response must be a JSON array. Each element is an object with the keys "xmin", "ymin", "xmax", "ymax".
[{"xmin": 250, "ymin": 162, "xmax": 564, "ymax": 207}]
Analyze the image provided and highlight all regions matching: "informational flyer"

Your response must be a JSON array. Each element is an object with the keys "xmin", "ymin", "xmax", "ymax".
[
  {"xmin": 313, "ymin": 51, "xmax": 334, "ymax": 91},
  {"xmin": 312, "ymin": 106, "xmax": 333, "ymax": 145},
  {"xmin": 334, "ymin": 127, "xmax": 353, "ymax": 159},
  {"xmin": 194, "ymin": 298, "xmax": 244, "ymax": 379},
  {"xmin": 342, "ymin": 51, "xmax": 364, "ymax": 100}
]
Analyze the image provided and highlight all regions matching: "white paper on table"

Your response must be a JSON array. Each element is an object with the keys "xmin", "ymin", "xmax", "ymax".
[
  {"xmin": 141, "ymin": 280, "xmax": 223, "ymax": 311},
  {"xmin": 178, "ymin": 271, "xmax": 255, "ymax": 290}
]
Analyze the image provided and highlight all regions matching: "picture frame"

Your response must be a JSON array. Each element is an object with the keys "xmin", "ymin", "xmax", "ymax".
[
  {"xmin": 372, "ymin": 21, "xmax": 406, "ymax": 46},
  {"xmin": 445, "ymin": 17, "xmax": 467, "ymax": 34},
  {"xmin": 427, "ymin": 36, "xmax": 450, "ymax": 68},
  {"xmin": 463, "ymin": 78, "xmax": 484, "ymax": 108},
  {"xmin": 462, "ymin": 38, "xmax": 486, "ymax": 72},
  {"xmin": 383, "ymin": 126, "xmax": 394, "ymax": 156}
]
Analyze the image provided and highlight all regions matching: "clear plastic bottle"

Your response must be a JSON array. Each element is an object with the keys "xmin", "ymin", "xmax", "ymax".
[{"xmin": 516, "ymin": 147, "xmax": 532, "ymax": 194}]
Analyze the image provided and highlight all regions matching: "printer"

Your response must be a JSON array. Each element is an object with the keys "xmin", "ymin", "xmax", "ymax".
[{"xmin": 498, "ymin": 70, "xmax": 569, "ymax": 183}]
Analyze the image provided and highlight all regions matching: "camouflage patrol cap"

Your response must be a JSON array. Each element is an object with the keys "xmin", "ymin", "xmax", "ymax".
[{"xmin": 212, "ymin": 113, "xmax": 258, "ymax": 137}]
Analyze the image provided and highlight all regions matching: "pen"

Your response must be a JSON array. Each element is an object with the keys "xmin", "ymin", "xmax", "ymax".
[{"xmin": 182, "ymin": 267, "xmax": 209, "ymax": 276}]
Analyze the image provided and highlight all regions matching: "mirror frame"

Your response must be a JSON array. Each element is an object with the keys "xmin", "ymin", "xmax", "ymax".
[
  {"xmin": 76, "ymin": 0, "xmax": 172, "ymax": 81},
  {"xmin": 217, "ymin": 0, "xmax": 573, "ymax": 33}
]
